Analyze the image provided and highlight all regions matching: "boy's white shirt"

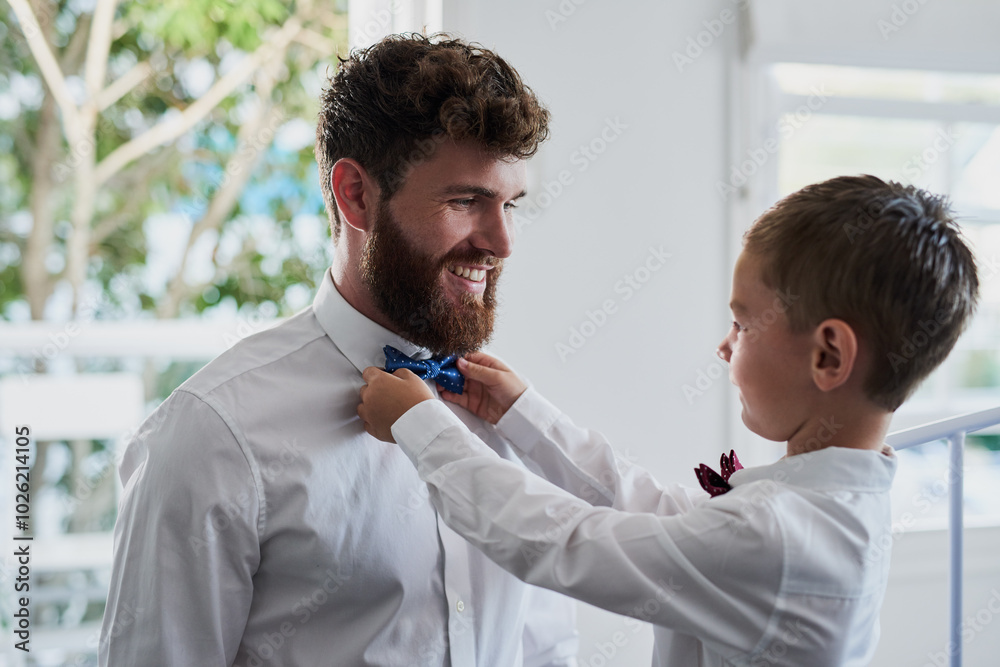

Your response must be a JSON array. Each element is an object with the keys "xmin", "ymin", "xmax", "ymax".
[{"xmin": 392, "ymin": 386, "xmax": 898, "ymax": 667}]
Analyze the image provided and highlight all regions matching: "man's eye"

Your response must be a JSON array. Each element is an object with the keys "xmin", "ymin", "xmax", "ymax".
[
  {"xmin": 503, "ymin": 201, "xmax": 519, "ymax": 210},
  {"xmin": 453, "ymin": 198, "xmax": 475, "ymax": 208},
  {"xmin": 732, "ymin": 321, "xmax": 745, "ymax": 332}
]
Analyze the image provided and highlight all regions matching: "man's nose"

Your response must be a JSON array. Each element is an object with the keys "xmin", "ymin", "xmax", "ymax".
[{"xmin": 472, "ymin": 204, "xmax": 514, "ymax": 259}]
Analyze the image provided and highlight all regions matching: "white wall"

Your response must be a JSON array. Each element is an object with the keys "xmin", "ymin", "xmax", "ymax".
[{"xmin": 443, "ymin": 0, "xmax": 736, "ymax": 487}]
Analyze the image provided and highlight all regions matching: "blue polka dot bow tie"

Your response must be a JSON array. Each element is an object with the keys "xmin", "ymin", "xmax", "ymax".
[
  {"xmin": 694, "ymin": 449, "xmax": 743, "ymax": 497},
  {"xmin": 382, "ymin": 345, "xmax": 465, "ymax": 395}
]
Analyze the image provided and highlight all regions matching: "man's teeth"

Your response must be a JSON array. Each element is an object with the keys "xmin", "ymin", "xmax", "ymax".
[{"xmin": 450, "ymin": 266, "xmax": 486, "ymax": 282}]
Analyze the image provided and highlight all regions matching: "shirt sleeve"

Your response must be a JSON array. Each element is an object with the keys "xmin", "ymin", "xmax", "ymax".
[
  {"xmin": 100, "ymin": 390, "xmax": 261, "ymax": 667},
  {"xmin": 495, "ymin": 387, "xmax": 705, "ymax": 514},
  {"xmin": 392, "ymin": 400, "xmax": 783, "ymax": 653}
]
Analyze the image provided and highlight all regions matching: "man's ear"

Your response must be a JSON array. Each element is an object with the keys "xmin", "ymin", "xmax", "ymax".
[
  {"xmin": 810, "ymin": 318, "xmax": 858, "ymax": 392},
  {"xmin": 331, "ymin": 158, "xmax": 379, "ymax": 233}
]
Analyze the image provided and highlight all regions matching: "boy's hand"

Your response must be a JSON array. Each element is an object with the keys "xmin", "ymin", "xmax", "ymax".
[
  {"xmin": 358, "ymin": 367, "xmax": 436, "ymax": 443},
  {"xmin": 439, "ymin": 351, "xmax": 527, "ymax": 425}
]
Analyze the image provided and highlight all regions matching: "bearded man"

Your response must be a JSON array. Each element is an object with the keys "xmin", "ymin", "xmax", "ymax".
[{"xmin": 100, "ymin": 34, "xmax": 579, "ymax": 666}]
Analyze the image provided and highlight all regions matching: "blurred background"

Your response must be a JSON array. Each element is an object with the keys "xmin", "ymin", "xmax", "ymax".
[{"xmin": 0, "ymin": 0, "xmax": 998, "ymax": 665}]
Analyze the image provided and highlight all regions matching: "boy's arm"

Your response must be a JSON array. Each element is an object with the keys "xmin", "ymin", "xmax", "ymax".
[
  {"xmin": 495, "ymin": 386, "xmax": 704, "ymax": 515},
  {"xmin": 390, "ymin": 400, "xmax": 781, "ymax": 653},
  {"xmin": 439, "ymin": 354, "xmax": 703, "ymax": 515},
  {"xmin": 100, "ymin": 391, "xmax": 259, "ymax": 666}
]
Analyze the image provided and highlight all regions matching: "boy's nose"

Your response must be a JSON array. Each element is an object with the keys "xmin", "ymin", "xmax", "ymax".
[{"xmin": 716, "ymin": 339, "xmax": 732, "ymax": 363}]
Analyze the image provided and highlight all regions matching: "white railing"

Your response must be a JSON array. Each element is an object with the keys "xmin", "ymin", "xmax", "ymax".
[{"xmin": 885, "ymin": 405, "xmax": 1000, "ymax": 667}]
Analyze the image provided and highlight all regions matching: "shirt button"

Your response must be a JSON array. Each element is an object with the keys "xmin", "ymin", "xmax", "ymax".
[{"xmin": 456, "ymin": 600, "xmax": 465, "ymax": 612}]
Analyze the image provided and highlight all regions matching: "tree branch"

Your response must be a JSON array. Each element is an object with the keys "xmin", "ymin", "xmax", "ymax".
[
  {"xmin": 93, "ymin": 16, "xmax": 303, "ymax": 186},
  {"xmin": 84, "ymin": 0, "xmax": 118, "ymax": 101},
  {"xmin": 90, "ymin": 146, "xmax": 178, "ymax": 248},
  {"xmin": 8, "ymin": 0, "xmax": 80, "ymax": 130},
  {"xmin": 59, "ymin": 10, "xmax": 92, "ymax": 74},
  {"xmin": 156, "ymin": 66, "xmax": 287, "ymax": 319},
  {"xmin": 294, "ymin": 27, "xmax": 338, "ymax": 54},
  {"xmin": 94, "ymin": 60, "xmax": 154, "ymax": 111}
]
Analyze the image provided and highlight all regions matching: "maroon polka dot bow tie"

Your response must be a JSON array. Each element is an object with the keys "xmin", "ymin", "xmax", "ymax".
[{"xmin": 694, "ymin": 449, "xmax": 743, "ymax": 497}]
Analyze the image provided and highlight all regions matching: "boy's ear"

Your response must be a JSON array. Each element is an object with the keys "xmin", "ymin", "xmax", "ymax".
[
  {"xmin": 810, "ymin": 318, "xmax": 858, "ymax": 392},
  {"xmin": 331, "ymin": 158, "xmax": 380, "ymax": 233}
]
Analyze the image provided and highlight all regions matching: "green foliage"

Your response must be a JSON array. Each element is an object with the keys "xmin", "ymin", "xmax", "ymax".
[
  {"xmin": 130, "ymin": 0, "xmax": 291, "ymax": 53},
  {"xmin": 968, "ymin": 434, "xmax": 1000, "ymax": 452},
  {"xmin": 1, "ymin": 0, "xmax": 346, "ymax": 322}
]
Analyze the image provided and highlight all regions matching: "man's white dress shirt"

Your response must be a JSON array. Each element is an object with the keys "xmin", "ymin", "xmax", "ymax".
[
  {"xmin": 391, "ymin": 387, "xmax": 898, "ymax": 667},
  {"xmin": 99, "ymin": 269, "xmax": 578, "ymax": 666}
]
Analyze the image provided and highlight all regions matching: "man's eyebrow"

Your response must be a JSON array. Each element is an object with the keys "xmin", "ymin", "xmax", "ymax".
[
  {"xmin": 441, "ymin": 185, "xmax": 527, "ymax": 200},
  {"xmin": 729, "ymin": 300, "xmax": 748, "ymax": 314}
]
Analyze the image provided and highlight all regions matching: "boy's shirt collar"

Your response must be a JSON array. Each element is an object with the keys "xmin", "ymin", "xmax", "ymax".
[{"xmin": 729, "ymin": 444, "xmax": 897, "ymax": 493}]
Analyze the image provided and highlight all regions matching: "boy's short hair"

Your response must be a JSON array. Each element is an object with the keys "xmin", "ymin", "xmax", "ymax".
[
  {"xmin": 316, "ymin": 33, "xmax": 550, "ymax": 240},
  {"xmin": 744, "ymin": 174, "xmax": 979, "ymax": 411}
]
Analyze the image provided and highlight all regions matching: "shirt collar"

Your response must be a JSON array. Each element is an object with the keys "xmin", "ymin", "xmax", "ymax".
[
  {"xmin": 729, "ymin": 444, "xmax": 897, "ymax": 493},
  {"xmin": 312, "ymin": 268, "xmax": 433, "ymax": 374}
]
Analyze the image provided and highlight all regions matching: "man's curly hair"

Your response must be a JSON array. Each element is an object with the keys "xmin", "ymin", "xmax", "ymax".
[{"xmin": 316, "ymin": 33, "xmax": 551, "ymax": 239}]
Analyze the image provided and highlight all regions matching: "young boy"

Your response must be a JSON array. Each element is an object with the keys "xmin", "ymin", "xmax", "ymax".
[{"xmin": 357, "ymin": 175, "xmax": 980, "ymax": 666}]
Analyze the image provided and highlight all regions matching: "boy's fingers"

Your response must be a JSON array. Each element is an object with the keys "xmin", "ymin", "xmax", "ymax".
[
  {"xmin": 457, "ymin": 357, "xmax": 502, "ymax": 384},
  {"xmin": 464, "ymin": 351, "xmax": 510, "ymax": 371}
]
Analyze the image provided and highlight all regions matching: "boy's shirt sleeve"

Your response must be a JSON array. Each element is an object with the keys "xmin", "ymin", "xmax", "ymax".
[
  {"xmin": 493, "ymin": 387, "xmax": 706, "ymax": 515},
  {"xmin": 391, "ymin": 400, "xmax": 783, "ymax": 655}
]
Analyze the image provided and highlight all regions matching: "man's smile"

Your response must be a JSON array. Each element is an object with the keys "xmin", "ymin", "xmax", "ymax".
[{"xmin": 446, "ymin": 263, "xmax": 491, "ymax": 295}]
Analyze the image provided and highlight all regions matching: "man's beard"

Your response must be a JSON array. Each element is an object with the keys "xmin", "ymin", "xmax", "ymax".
[{"xmin": 360, "ymin": 200, "xmax": 503, "ymax": 356}]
